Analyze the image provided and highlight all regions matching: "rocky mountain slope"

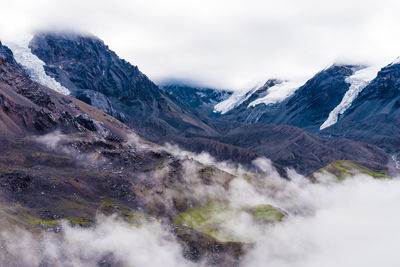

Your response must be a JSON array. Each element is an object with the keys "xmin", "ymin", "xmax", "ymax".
[
  {"xmin": 0, "ymin": 44, "xmax": 259, "ymax": 265},
  {"xmin": 27, "ymin": 32, "xmax": 218, "ymax": 141},
  {"xmin": 18, "ymin": 32, "xmax": 393, "ymax": 176}
]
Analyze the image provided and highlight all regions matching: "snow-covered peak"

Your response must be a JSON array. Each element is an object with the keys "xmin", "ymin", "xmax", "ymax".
[
  {"xmin": 320, "ymin": 65, "xmax": 381, "ymax": 130},
  {"xmin": 213, "ymin": 86, "xmax": 258, "ymax": 114},
  {"xmin": 248, "ymin": 79, "xmax": 305, "ymax": 108},
  {"xmin": 3, "ymin": 36, "xmax": 70, "ymax": 95}
]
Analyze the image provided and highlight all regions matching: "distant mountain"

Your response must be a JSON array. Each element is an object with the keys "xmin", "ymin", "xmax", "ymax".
[
  {"xmin": 161, "ymin": 83, "xmax": 232, "ymax": 116},
  {"xmin": 219, "ymin": 64, "xmax": 360, "ymax": 132}
]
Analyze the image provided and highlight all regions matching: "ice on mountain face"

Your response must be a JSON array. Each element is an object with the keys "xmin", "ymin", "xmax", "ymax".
[
  {"xmin": 213, "ymin": 87, "xmax": 258, "ymax": 114},
  {"xmin": 248, "ymin": 80, "xmax": 305, "ymax": 108},
  {"xmin": 4, "ymin": 37, "xmax": 70, "ymax": 95},
  {"xmin": 320, "ymin": 66, "xmax": 381, "ymax": 130}
]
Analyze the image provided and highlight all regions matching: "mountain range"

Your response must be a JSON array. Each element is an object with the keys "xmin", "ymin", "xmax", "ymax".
[
  {"xmin": 4, "ymin": 32, "xmax": 393, "ymax": 175},
  {"xmin": 0, "ymin": 32, "xmax": 398, "ymax": 266}
]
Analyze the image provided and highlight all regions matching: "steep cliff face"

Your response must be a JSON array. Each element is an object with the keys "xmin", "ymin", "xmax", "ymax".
[{"xmin": 28, "ymin": 32, "xmax": 218, "ymax": 141}]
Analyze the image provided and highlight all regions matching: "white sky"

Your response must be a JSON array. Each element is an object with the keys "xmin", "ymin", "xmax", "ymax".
[{"xmin": 0, "ymin": 0, "xmax": 400, "ymax": 90}]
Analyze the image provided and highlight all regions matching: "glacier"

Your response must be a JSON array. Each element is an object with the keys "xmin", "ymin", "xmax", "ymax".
[
  {"xmin": 213, "ymin": 86, "xmax": 259, "ymax": 114},
  {"xmin": 248, "ymin": 80, "xmax": 305, "ymax": 108},
  {"xmin": 214, "ymin": 78, "xmax": 306, "ymax": 114},
  {"xmin": 319, "ymin": 66, "xmax": 381, "ymax": 130},
  {"xmin": 4, "ymin": 37, "xmax": 70, "ymax": 95}
]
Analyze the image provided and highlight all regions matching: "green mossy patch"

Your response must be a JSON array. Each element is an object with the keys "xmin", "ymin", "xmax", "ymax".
[
  {"xmin": 66, "ymin": 217, "xmax": 91, "ymax": 226},
  {"xmin": 245, "ymin": 204, "xmax": 285, "ymax": 223},
  {"xmin": 26, "ymin": 218, "xmax": 61, "ymax": 227},
  {"xmin": 99, "ymin": 198, "xmax": 155, "ymax": 224},
  {"xmin": 0, "ymin": 167, "xmax": 12, "ymax": 173},
  {"xmin": 312, "ymin": 160, "xmax": 390, "ymax": 181},
  {"xmin": 174, "ymin": 200, "xmax": 240, "ymax": 243},
  {"xmin": 174, "ymin": 200, "xmax": 285, "ymax": 243}
]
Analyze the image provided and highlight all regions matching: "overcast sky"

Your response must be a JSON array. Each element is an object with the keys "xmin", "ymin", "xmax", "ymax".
[{"xmin": 1, "ymin": 0, "xmax": 400, "ymax": 90}]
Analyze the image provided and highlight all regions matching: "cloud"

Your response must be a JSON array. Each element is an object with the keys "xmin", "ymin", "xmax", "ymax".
[
  {"xmin": 4, "ymin": 134, "xmax": 400, "ymax": 266},
  {"xmin": 34, "ymin": 131, "xmax": 108, "ymax": 168},
  {"xmin": 1, "ymin": 0, "xmax": 400, "ymax": 90},
  {"xmin": 0, "ymin": 216, "xmax": 193, "ymax": 267},
  {"xmin": 241, "ymin": 176, "xmax": 400, "ymax": 267}
]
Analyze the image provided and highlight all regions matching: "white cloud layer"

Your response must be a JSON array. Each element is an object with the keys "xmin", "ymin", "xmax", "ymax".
[
  {"xmin": 241, "ymin": 175, "xmax": 400, "ymax": 267},
  {"xmin": 1, "ymin": 0, "xmax": 400, "ymax": 90},
  {"xmin": 2, "ymin": 159, "xmax": 400, "ymax": 266}
]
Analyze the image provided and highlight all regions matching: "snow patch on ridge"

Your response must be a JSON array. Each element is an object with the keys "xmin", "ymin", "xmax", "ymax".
[
  {"xmin": 4, "ymin": 37, "xmax": 70, "ymax": 95},
  {"xmin": 320, "ymin": 66, "xmax": 381, "ymax": 130},
  {"xmin": 248, "ymin": 80, "xmax": 305, "ymax": 108},
  {"xmin": 213, "ymin": 86, "xmax": 259, "ymax": 114}
]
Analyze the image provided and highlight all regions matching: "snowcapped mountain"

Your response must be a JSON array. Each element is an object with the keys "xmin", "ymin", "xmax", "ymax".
[
  {"xmin": 322, "ymin": 59, "xmax": 400, "ymax": 154},
  {"xmin": 210, "ymin": 60, "xmax": 399, "ymax": 138},
  {"xmin": 216, "ymin": 64, "xmax": 359, "ymax": 130},
  {"xmin": 27, "ymin": 32, "xmax": 218, "ymax": 141}
]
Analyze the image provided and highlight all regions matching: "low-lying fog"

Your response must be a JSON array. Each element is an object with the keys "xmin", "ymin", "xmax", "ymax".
[{"xmin": 1, "ymin": 139, "xmax": 399, "ymax": 267}]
